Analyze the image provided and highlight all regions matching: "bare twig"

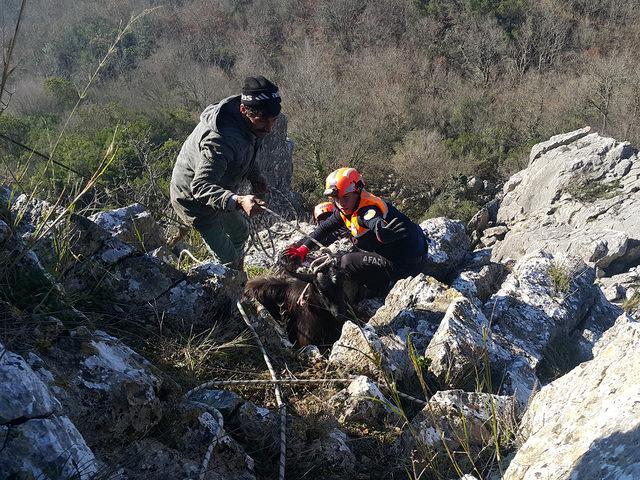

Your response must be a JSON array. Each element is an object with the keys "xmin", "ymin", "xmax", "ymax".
[{"xmin": 0, "ymin": 0, "xmax": 27, "ymax": 115}]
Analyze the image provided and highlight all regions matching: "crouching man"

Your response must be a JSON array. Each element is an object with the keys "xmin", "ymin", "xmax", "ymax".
[{"xmin": 285, "ymin": 167, "xmax": 428, "ymax": 299}]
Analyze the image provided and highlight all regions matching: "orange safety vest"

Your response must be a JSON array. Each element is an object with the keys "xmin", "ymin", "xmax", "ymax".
[{"xmin": 339, "ymin": 191, "xmax": 389, "ymax": 238}]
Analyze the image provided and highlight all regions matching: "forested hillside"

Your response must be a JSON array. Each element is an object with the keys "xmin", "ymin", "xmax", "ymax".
[{"xmin": 2, "ymin": 0, "xmax": 640, "ymax": 220}]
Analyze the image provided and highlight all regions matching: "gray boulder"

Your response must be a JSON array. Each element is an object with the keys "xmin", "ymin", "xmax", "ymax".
[
  {"xmin": 503, "ymin": 314, "xmax": 640, "ymax": 480},
  {"xmin": 484, "ymin": 250, "xmax": 597, "ymax": 404},
  {"xmin": 425, "ymin": 297, "xmax": 508, "ymax": 391},
  {"xmin": 597, "ymin": 266, "xmax": 640, "ymax": 302},
  {"xmin": 420, "ymin": 217, "xmax": 471, "ymax": 276},
  {"xmin": 329, "ymin": 322, "xmax": 398, "ymax": 379},
  {"xmin": 0, "ymin": 342, "xmax": 97, "ymax": 480},
  {"xmin": 163, "ymin": 401, "xmax": 257, "ymax": 480},
  {"xmin": 155, "ymin": 261, "xmax": 245, "ymax": 328},
  {"xmin": 492, "ymin": 128, "xmax": 640, "ymax": 277},
  {"xmin": 425, "ymin": 250, "xmax": 600, "ymax": 407},
  {"xmin": 397, "ymin": 390, "xmax": 514, "ymax": 470},
  {"xmin": 369, "ymin": 274, "xmax": 454, "ymax": 339},
  {"xmin": 329, "ymin": 375, "xmax": 402, "ymax": 428},
  {"xmin": 89, "ymin": 203, "xmax": 166, "ymax": 252},
  {"xmin": 40, "ymin": 328, "xmax": 164, "ymax": 448},
  {"xmin": 288, "ymin": 427, "xmax": 357, "ymax": 479},
  {"xmin": 451, "ymin": 250, "xmax": 507, "ymax": 302},
  {"xmin": 252, "ymin": 114, "xmax": 302, "ymax": 219},
  {"xmin": 485, "ymin": 251, "xmax": 596, "ymax": 363}
]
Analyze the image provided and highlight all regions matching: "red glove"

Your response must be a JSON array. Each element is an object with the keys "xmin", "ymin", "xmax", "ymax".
[{"xmin": 284, "ymin": 245, "xmax": 310, "ymax": 263}]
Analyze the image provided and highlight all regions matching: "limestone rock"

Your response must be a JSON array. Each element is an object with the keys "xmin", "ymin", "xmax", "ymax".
[
  {"xmin": 503, "ymin": 314, "xmax": 640, "ymax": 480},
  {"xmin": 425, "ymin": 297, "xmax": 505, "ymax": 390},
  {"xmin": 329, "ymin": 322, "xmax": 396, "ymax": 378},
  {"xmin": 369, "ymin": 274, "xmax": 456, "ymax": 339},
  {"xmin": 162, "ymin": 401, "xmax": 257, "ymax": 480},
  {"xmin": 289, "ymin": 427, "xmax": 356, "ymax": 478},
  {"xmin": 189, "ymin": 389, "xmax": 245, "ymax": 418},
  {"xmin": 397, "ymin": 390, "xmax": 514, "ymax": 467},
  {"xmin": 189, "ymin": 388, "xmax": 277, "ymax": 458},
  {"xmin": 0, "ymin": 343, "xmax": 59, "ymax": 423},
  {"xmin": 492, "ymin": 129, "xmax": 640, "ymax": 275},
  {"xmin": 329, "ymin": 375, "xmax": 402, "ymax": 428},
  {"xmin": 597, "ymin": 267, "xmax": 640, "ymax": 302},
  {"xmin": 118, "ymin": 436, "xmax": 255, "ymax": 480},
  {"xmin": 0, "ymin": 342, "xmax": 97, "ymax": 480},
  {"xmin": 148, "ymin": 245, "xmax": 179, "ymax": 265},
  {"xmin": 155, "ymin": 261, "xmax": 244, "ymax": 328},
  {"xmin": 451, "ymin": 259, "xmax": 506, "ymax": 302},
  {"xmin": 420, "ymin": 217, "xmax": 470, "ymax": 274},
  {"xmin": 41, "ymin": 329, "xmax": 164, "ymax": 448},
  {"xmin": 253, "ymin": 114, "xmax": 303, "ymax": 219},
  {"xmin": 0, "ymin": 415, "xmax": 98, "ymax": 480},
  {"xmin": 89, "ymin": 203, "xmax": 166, "ymax": 251},
  {"xmin": 485, "ymin": 251, "xmax": 596, "ymax": 365}
]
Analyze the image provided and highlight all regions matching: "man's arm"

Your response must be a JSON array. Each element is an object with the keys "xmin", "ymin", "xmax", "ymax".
[
  {"xmin": 304, "ymin": 211, "xmax": 344, "ymax": 248},
  {"xmin": 284, "ymin": 211, "xmax": 344, "ymax": 263},
  {"xmin": 358, "ymin": 206, "xmax": 408, "ymax": 244},
  {"xmin": 190, "ymin": 137, "xmax": 237, "ymax": 211}
]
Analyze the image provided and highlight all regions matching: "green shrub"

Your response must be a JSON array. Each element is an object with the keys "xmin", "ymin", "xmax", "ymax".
[
  {"xmin": 623, "ymin": 290, "xmax": 640, "ymax": 314},
  {"xmin": 566, "ymin": 177, "xmax": 622, "ymax": 203},
  {"xmin": 548, "ymin": 262, "xmax": 570, "ymax": 295},
  {"xmin": 43, "ymin": 77, "xmax": 78, "ymax": 109}
]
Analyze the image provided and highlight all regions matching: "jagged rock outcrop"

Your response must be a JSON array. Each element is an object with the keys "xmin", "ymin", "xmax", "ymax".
[
  {"xmin": 369, "ymin": 274, "xmax": 455, "ymax": 337},
  {"xmin": 38, "ymin": 328, "xmax": 165, "ymax": 448},
  {"xmin": 426, "ymin": 250, "xmax": 599, "ymax": 407},
  {"xmin": 503, "ymin": 313, "xmax": 640, "ymax": 479},
  {"xmin": 491, "ymin": 127, "xmax": 640, "ymax": 277},
  {"xmin": 0, "ymin": 342, "xmax": 98, "ymax": 480},
  {"xmin": 396, "ymin": 390, "xmax": 514, "ymax": 471},
  {"xmin": 329, "ymin": 322, "xmax": 395, "ymax": 378},
  {"xmin": 451, "ymin": 248, "xmax": 507, "ymax": 302},
  {"xmin": 7, "ymin": 195, "xmax": 244, "ymax": 330},
  {"xmin": 425, "ymin": 296, "xmax": 498, "ymax": 390},
  {"xmin": 89, "ymin": 203, "xmax": 166, "ymax": 252},
  {"xmin": 420, "ymin": 217, "xmax": 470, "ymax": 278},
  {"xmin": 597, "ymin": 266, "xmax": 639, "ymax": 303},
  {"xmin": 250, "ymin": 114, "xmax": 303, "ymax": 219},
  {"xmin": 329, "ymin": 375, "xmax": 402, "ymax": 428},
  {"xmin": 287, "ymin": 426, "xmax": 357, "ymax": 478}
]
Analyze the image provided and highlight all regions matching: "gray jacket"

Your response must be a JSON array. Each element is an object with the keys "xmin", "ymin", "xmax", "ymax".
[{"xmin": 170, "ymin": 95, "xmax": 263, "ymax": 227}]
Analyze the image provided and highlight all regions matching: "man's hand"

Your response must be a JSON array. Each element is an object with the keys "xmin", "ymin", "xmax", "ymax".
[
  {"xmin": 375, "ymin": 217, "xmax": 408, "ymax": 243},
  {"xmin": 284, "ymin": 244, "xmax": 309, "ymax": 264},
  {"xmin": 251, "ymin": 175, "xmax": 269, "ymax": 198},
  {"xmin": 236, "ymin": 195, "xmax": 267, "ymax": 217}
]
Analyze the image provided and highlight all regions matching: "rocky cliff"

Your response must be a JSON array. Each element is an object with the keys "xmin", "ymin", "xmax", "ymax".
[{"xmin": 0, "ymin": 127, "xmax": 637, "ymax": 479}]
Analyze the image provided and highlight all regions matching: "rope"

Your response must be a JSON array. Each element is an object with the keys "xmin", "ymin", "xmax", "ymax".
[
  {"xmin": 235, "ymin": 301, "xmax": 287, "ymax": 480},
  {"xmin": 197, "ymin": 407, "xmax": 226, "ymax": 480},
  {"xmin": 186, "ymin": 377, "xmax": 429, "ymax": 406},
  {"xmin": 262, "ymin": 205, "xmax": 324, "ymax": 249}
]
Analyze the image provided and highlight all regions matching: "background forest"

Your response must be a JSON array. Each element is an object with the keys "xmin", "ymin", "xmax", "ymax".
[{"xmin": 1, "ymin": 0, "xmax": 640, "ymax": 222}]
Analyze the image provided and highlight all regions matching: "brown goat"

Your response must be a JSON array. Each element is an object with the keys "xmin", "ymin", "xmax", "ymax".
[{"xmin": 245, "ymin": 264, "xmax": 347, "ymax": 348}]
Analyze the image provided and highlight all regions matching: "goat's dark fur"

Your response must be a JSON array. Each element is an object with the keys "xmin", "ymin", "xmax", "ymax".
[{"xmin": 245, "ymin": 275, "xmax": 345, "ymax": 348}]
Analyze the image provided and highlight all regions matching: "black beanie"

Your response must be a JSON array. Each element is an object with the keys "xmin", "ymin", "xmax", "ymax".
[{"xmin": 241, "ymin": 76, "xmax": 281, "ymax": 117}]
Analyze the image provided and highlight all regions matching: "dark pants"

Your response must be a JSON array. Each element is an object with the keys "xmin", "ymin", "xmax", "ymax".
[{"xmin": 339, "ymin": 251, "xmax": 425, "ymax": 297}]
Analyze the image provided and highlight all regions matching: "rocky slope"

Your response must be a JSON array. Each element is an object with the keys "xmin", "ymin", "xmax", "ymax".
[{"xmin": 1, "ymin": 127, "xmax": 638, "ymax": 479}]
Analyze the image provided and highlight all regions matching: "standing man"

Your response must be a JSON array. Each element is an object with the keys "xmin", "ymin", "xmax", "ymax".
[{"xmin": 170, "ymin": 76, "xmax": 282, "ymax": 269}]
